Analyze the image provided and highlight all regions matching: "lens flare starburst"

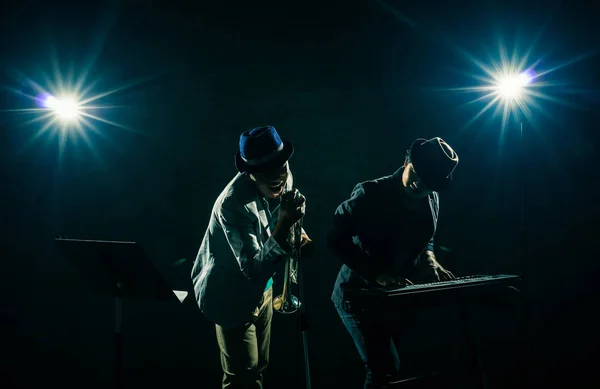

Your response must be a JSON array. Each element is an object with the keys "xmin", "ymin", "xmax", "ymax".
[
  {"xmin": 0, "ymin": 33, "xmax": 166, "ymax": 164},
  {"xmin": 3, "ymin": 82, "xmax": 113, "ymax": 160},
  {"xmin": 0, "ymin": 58, "xmax": 151, "ymax": 163},
  {"xmin": 453, "ymin": 43, "xmax": 545, "ymax": 133},
  {"xmin": 42, "ymin": 94, "xmax": 81, "ymax": 120},
  {"xmin": 447, "ymin": 39, "xmax": 598, "ymax": 135},
  {"xmin": 496, "ymin": 72, "xmax": 533, "ymax": 100}
]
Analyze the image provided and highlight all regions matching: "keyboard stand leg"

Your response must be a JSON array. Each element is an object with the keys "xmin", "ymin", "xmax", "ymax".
[{"xmin": 458, "ymin": 304, "xmax": 487, "ymax": 389}]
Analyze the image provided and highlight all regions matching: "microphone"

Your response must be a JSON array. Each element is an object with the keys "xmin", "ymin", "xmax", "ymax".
[{"xmin": 282, "ymin": 188, "xmax": 304, "ymax": 250}]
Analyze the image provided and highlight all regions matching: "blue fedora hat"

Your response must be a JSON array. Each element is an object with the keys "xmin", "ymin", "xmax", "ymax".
[
  {"xmin": 235, "ymin": 126, "xmax": 294, "ymax": 174},
  {"xmin": 409, "ymin": 137, "xmax": 459, "ymax": 191}
]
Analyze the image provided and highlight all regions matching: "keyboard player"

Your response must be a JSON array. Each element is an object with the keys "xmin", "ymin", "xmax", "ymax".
[{"xmin": 328, "ymin": 137, "xmax": 460, "ymax": 388}]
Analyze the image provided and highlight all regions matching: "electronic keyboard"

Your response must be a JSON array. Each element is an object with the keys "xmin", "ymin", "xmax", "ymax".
[{"xmin": 341, "ymin": 274, "xmax": 520, "ymax": 313}]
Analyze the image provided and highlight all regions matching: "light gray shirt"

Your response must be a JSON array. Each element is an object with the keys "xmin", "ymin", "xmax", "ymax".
[{"xmin": 191, "ymin": 172, "xmax": 294, "ymax": 329}]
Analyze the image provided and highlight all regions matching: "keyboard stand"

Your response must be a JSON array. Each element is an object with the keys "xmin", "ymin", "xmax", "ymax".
[
  {"xmin": 458, "ymin": 303, "xmax": 487, "ymax": 389},
  {"xmin": 342, "ymin": 276, "xmax": 521, "ymax": 388},
  {"xmin": 384, "ymin": 304, "xmax": 487, "ymax": 389}
]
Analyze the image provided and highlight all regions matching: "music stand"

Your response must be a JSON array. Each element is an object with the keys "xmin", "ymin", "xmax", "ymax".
[{"xmin": 54, "ymin": 237, "xmax": 188, "ymax": 389}]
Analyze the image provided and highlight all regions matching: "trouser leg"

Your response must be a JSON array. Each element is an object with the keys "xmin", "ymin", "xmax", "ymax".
[
  {"xmin": 336, "ymin": 306, "xmax": 401, "ymax": 389},
  {"xmin": 216, "ymin": 288, "xmax": 273, "ymax": 389}
]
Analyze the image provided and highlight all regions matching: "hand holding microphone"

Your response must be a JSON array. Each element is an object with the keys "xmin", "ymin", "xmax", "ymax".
[
  {"xmin": 272, "ymin": 188, "xmax": 306, "ymax": 254},
  {"xmin": 278, "ymin": 188, "xmax": 306, "ymax": 229}
]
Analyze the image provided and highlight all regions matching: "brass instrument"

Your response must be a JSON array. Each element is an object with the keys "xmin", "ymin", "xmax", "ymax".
[{"xmin": 273, "ymin": 190, "xmax": 303, "ymax": 314}]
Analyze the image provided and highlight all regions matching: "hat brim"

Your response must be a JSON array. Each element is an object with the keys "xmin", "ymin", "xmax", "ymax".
[{"xmin": 235, "ymin": 138, "xmax": 294, "ymax": 174}]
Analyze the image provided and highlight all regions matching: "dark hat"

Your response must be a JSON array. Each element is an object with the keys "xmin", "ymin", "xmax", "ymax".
[
  {"xmin": 235, "ymin": 126, "xmax": 294, "ymax": 174},
  {"xmin": 409, "ymin": 137, "xmax": 459, "ymax": 192}
]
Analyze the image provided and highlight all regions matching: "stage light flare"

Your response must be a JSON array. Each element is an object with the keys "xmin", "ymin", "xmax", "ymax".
[
  {"xmin": 2, "ymin": 70, "xmax": 138, "ymax": 162},
  {"xmin": 42, "ymin": 95, "xmax": 81, "ymax": 120},
  {"xmin": 496, "ymin": 72, "xmax": 533, "ymax": 100},
  {"xmin": 445, "ymin": 42, "xmax": 551, "ymax": 133},
  {"xmin": 447, "ymin": 38, "xmax": 595, "ymax": 134},
  {"xmin": 1, "ymin": 42, "xmax": 163, "ymax": 166},
  {"xmin": 467, "ymin": 64, "xmax": 539, "ymax": 133}
]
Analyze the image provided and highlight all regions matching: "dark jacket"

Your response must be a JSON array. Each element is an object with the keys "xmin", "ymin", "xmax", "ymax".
[{"xmin": 329, "ymin": 167, "xmax": 440, "ymax": 309}]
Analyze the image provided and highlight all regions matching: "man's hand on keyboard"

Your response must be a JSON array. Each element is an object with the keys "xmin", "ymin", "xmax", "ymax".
[
  {"xmin": 413, "ymin": 255, "xmax": 455, "ymax": 283},
  {"xmin": 432, "ymin": 264, "xmax": 455, "ymax": 282},
  {"xmin": 374, "ymin": 272, "xmax": 413, "ymax": 288}
]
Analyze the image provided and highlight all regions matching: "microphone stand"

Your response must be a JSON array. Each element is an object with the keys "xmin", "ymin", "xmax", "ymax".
[{"xmin": 295, "ymin": 218, "xmax": 312, "ymax": 389}]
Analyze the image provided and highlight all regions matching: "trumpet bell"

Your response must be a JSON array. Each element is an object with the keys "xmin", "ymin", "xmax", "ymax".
[{"xmin": 273, "ymin": 294, "xmax": 301, "ymax": 314}]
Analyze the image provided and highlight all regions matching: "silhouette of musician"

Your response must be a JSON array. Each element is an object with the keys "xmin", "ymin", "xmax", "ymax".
[
  {"xmin": 328, "ymin": 137, "xmax": 459, "ymax": 388},
  {"xmin": 191, "ymin": 126, "xmax": 311, "ymax": 388}
]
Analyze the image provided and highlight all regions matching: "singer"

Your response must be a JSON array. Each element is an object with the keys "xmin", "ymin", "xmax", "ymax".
[
  {"xmin": 191, "ymin": 126, "xmax": 312, "ymax": 389},
  {"xmin": 328, "ymin": 137, "xmax": 459, "ymax": 388}
]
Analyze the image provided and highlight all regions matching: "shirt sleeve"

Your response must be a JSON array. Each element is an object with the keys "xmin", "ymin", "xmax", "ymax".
[
  {"xmin": 218, "ymin": 204, "xmax": 288, "ymax": 281},
  {"xmin": 425, "ymin": 191, "xmax": 439, "ymax": 253},
  {"xmin": 418, "ymin": 192, "xmax": 438, "ymax": 266},
  {"xmin": 327, "ymin": 183, "xmax": 385, "ymax": 283},
  {"xmin": 425, "ymin": 236, "xmax": 435, "ymax": 253}
]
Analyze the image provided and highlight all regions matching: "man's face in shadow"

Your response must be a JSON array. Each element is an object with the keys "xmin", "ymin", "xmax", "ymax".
[
  {"xmin": 402, "ymin": 160, "xmax": 433, "ymax": 199},
  {"xmin": 250, "ymin": 162, "xmax": 289, "ymax": 199}
]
